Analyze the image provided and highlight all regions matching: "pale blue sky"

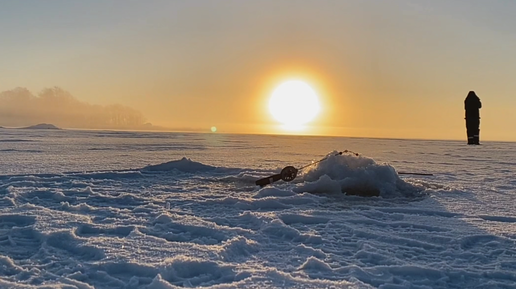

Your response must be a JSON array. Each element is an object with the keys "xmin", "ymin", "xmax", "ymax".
[{"xmin": 1, "ymin": 1, "xmax": 515, "ymax": 140}]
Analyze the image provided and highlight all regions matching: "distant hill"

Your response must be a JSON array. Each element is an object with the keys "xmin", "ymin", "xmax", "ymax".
[
  {"xmin": 22, "ymin": 123, "xmax": 61, "ymax": 130},
  {"xmin": 0, "ymin": 87, "xmax": 148, "ymax": 130}
]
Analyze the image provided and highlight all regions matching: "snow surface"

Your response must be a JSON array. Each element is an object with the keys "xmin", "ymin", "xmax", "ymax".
[{"xmin": 0, "ymin": 129, "xmax": 515, "ymax": 288}]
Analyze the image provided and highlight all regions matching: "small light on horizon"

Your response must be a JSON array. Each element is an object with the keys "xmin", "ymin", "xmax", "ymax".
[{"xmin": 211, "ymin": 126, "xmax": 217, "ymax": 133}]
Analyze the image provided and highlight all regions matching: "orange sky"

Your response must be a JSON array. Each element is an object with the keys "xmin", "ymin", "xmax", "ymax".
[{"xmin": 1, "ymin": 1, "xmax": 516, "ymax": 141}]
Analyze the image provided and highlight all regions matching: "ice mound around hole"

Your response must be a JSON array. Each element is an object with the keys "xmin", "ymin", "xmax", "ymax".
[{"xmin": 295, "ymin": 151, "xmax": 422, "ymax": 198}]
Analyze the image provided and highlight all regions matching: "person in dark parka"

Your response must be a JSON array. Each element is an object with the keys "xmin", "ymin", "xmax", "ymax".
[{"xmin": 464, "ymin": 91, "xmax": 482, "ymax": 145}]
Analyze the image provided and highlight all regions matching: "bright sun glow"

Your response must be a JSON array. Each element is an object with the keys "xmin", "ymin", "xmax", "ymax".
[{"xmin": 269, "ymin": 80, "xmax": 320, "ymax": 130}]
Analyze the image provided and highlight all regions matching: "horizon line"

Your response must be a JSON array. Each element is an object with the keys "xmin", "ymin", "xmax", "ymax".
[{"xmin": 1, "ymin": 124, "xmax": 513, "ymax": 143}]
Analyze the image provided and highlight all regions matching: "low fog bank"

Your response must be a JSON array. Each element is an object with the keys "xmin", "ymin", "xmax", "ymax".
[{"xmin": 0, "ymin": 87, "xmax": 161, "ymax": 130}]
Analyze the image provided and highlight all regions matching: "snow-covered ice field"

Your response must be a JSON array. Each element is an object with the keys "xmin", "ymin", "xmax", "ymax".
[{"xmin": 0, "ymin": 129, "xmax": 515, "ymax": 288}]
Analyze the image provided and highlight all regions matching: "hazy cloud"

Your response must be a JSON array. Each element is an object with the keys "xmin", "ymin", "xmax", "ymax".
[{"xmin": 0, "ymin": 87, "xmax": 152, "ymax": 130}]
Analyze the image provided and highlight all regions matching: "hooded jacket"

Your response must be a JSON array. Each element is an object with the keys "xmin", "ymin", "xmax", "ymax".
[{"xmin": 464, "ymin": 91, "xmax": 482, "ymax": 119}]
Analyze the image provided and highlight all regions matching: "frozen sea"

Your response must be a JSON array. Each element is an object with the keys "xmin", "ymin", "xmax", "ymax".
[{"xmin": 0, "ymin": 128, "xmax": 515, "ymax": 289}]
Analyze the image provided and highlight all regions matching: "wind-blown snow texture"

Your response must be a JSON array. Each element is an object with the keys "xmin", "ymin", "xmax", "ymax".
[{"xmin": 1, "ymin": 129, "xmax": 515, "ymax": 288}]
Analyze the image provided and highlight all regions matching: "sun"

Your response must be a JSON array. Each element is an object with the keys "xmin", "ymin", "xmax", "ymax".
[{"xmin": 269, "ymin": 80, "xmax": 320, "ymax": 129}]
